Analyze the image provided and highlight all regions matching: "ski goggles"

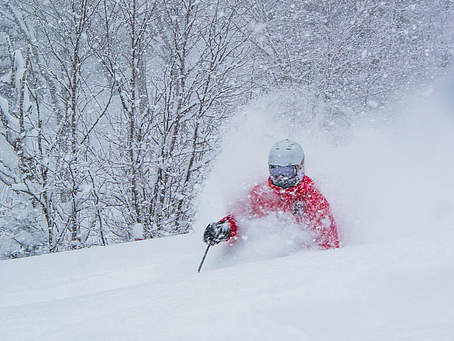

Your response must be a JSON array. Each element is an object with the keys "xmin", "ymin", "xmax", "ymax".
[{"xmin": 269, "ymin": 165, "xmax": 297, "ymax": 178}]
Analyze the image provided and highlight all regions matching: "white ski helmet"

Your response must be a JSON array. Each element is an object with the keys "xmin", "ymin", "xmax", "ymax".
[{"xmin": 268, "ymin": 139, "xmax": 305, "ymax": 188}]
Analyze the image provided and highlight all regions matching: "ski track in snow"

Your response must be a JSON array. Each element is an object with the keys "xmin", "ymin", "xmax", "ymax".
[{"xmin": 1, "ymin": 74, "xmax": 454, "ymax": 340}]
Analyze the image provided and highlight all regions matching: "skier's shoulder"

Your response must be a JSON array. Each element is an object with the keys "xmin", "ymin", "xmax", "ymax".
[
  {"xmin": 302, "ymin": 174, "xmax": 314, "ymax": 186},
  {"xmin": 297, "ymin": 175, "xmax": 315, "ymax": 191},
  {"xmin": 300, "ymin": 175, "xmax": 331, "ymax": 209},
  {"xmin": 299, "ymin": 175, "xmax": 324, "ymax": 198}
]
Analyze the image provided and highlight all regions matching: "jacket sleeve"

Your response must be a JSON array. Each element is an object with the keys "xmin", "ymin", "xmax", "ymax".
[
  {"xmin": 314, "ymin": 210, "xmax": 340, "ymax": 249},
  {"xmin": 307, "ymin": 188, "xmax": 340, "ymax": 249},
  {"xmin": 218, "ymin": 215, "xmax": 238, "ymax": 241}
]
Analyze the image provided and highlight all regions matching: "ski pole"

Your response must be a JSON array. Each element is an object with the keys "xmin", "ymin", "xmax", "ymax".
[{"xmin": 197, "ymin": 244, "xmax": 211, "ymax": 273}]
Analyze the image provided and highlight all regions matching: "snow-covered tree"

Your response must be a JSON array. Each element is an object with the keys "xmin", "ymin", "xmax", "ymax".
[
  {"xmin": 244, "ymin": 0, "xmax": 454, "ymax": 113},
  {"xmin": 0, "ymin": 0, "xmax": 114, "ymax": 255}
]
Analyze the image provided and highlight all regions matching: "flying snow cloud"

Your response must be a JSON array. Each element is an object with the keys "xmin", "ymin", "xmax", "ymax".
[{"xmin": 195, "ymin": 72, "xmax": 454, "ymax": 255}]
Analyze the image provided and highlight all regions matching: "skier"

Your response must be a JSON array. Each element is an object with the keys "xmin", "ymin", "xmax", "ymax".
[{"xmin": 203, "ymin": 139, "xmax": 340, "ymax": 250}]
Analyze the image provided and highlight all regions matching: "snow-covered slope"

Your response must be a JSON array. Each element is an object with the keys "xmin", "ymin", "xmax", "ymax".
[
  {"xmin": 1, "ymin": 229, "xmax": 453, "ymax": 341},
  {"xmin": 1, "ymin": 75, "xmax": 454, "ymax": 341}
]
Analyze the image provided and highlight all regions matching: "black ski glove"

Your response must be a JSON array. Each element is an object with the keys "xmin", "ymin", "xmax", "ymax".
[{"xmin": 203, "ymin": 220, "xmax": 231, "ymax": 245}]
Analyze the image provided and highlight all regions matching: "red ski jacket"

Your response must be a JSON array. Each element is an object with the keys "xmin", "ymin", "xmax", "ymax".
[{"xmin": 221, "ymin": 175, "xmax": 340, "ymax": 249}]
